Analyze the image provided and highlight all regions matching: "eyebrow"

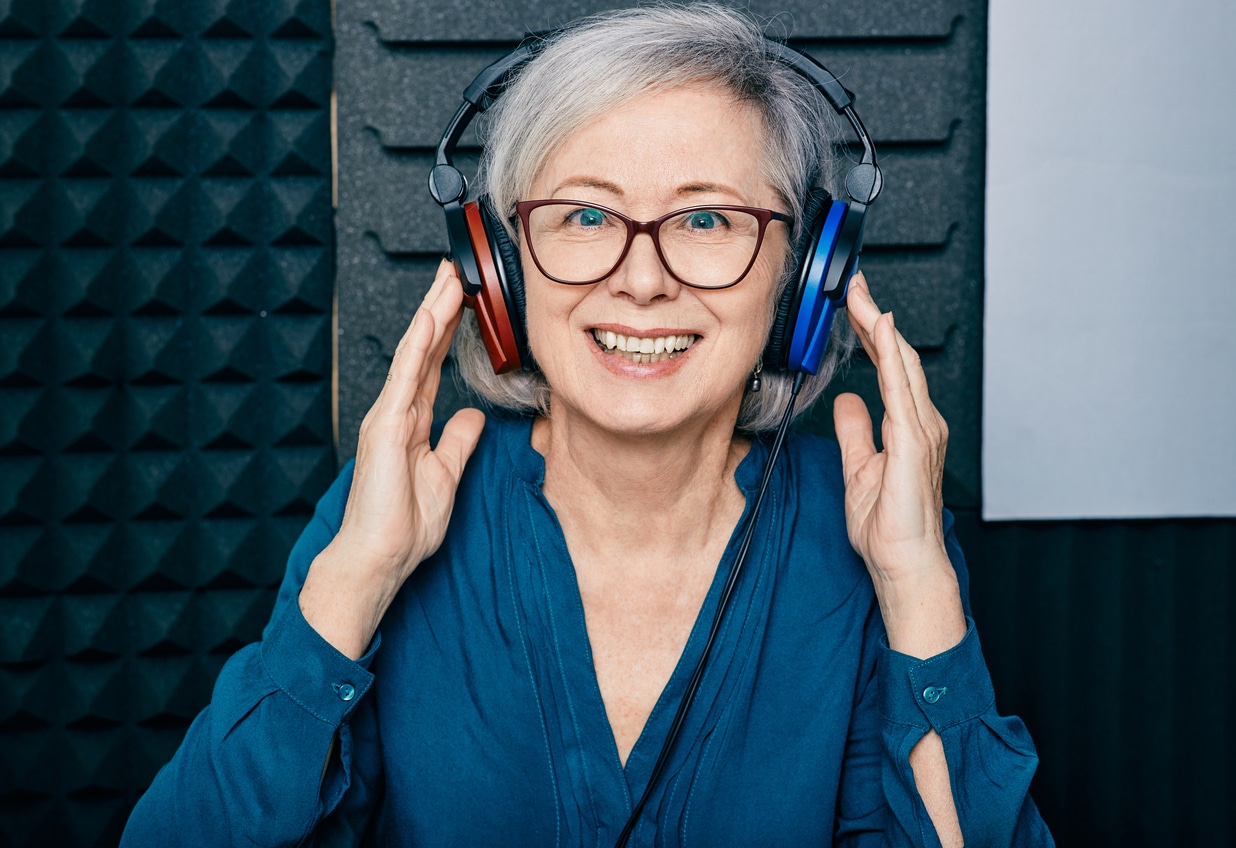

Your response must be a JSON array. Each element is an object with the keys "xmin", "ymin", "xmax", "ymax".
[
  {"xmin": 550, "ymin": 177, "xmax": 625, "ymax": 197},
  {"xmin": 676, "ymin": 182, "xmax": 742, "ymax": 198},
  {"xmin": 548, "ymin": 178, "xmax": 747, "ymax": 202}
]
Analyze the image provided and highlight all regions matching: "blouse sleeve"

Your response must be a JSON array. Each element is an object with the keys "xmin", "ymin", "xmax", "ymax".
[
  {"xmin": 120, "ymin": 464, "xmax": 378, "ymax": 847},
  {"xmin": 835, "ymin": 511, "xmax": 1056, "ymax": 847}
]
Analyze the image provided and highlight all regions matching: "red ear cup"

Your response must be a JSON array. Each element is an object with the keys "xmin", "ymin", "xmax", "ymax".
[
  {"xmin": 479, "ymin": 199, "xmax": 529, "ymax": 368},
  {"xmin": 463, "ymin": 201, "xmax": 523, "ymax": 373}
]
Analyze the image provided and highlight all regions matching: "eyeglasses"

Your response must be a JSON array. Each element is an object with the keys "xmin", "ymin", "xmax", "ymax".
[{"xmin": 515, "ymin": 200, "xmax": 794, "ymax": 290}]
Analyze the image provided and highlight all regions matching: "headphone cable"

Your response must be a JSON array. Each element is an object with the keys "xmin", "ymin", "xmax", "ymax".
[{"xmin": 613, "ymin": 371, "xmax": 806, "ymax": 848}]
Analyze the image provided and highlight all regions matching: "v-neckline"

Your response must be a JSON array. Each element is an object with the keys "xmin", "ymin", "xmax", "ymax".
[{"xmin": 507, "ymin": 415, "xmax": 770, "ymax": 806}]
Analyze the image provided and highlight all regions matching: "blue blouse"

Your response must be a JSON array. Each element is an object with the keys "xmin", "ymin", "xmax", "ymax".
[{"xmin": 123, "ymin": 414, "xmax": 1053, "ymax": 847}]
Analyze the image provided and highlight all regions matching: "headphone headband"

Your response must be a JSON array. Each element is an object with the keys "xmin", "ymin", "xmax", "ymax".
[{"xmin": 428, "ymin": 34, "xmax": 883, "ymax": 209}]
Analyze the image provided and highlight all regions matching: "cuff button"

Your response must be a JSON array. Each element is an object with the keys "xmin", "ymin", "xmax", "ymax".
[
  {"xmin": 922, "ymin": 686, "xmax": 947, "ymax": 704},
  {"xmin": 332, "ymin": 682, "xmax": 356, "ymax": 702}
]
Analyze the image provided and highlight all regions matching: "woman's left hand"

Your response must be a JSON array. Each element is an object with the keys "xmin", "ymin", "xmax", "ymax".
[{"xmin": 833, "ymin": 272, "xmax": 966, "ymax": 658}]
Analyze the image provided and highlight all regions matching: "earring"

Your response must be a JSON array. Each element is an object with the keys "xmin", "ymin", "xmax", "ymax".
[{"xmin": 747, "ymin": 360, "xmax": 763, "ymax": 393}]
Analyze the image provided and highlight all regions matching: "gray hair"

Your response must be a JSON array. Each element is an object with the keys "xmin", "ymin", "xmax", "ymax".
[{"xmin": 454, "ymin": 2, "xmax": 856, "ymax": 431}]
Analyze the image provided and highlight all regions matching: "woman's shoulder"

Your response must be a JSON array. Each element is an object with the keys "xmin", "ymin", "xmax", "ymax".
[
  {"xmin": 738, "ymin": 427, "xmax": 848, "ymax": 536},
  {"xmin": 784, "ymin": 427, "xmax": 845, "ymax": 464},
  {"xmin": 780, "ymin": 430, "xmax": 867, "ymax": 562},
  {"xmin": 761, "ymin": 429, "xmax": 873, "ymax": 620},
  {"xmin": 457, "ymin": 410, "xmax": 539, "ymax": 485},
  {"xmin": 781, "ymin": 428, "xmax": 847, "ymax": 504}
]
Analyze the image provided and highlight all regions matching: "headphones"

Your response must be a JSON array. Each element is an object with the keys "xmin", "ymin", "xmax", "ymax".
[{"xmin": 428, "ymin": 34, "xmax": 882, "ymax": 377}]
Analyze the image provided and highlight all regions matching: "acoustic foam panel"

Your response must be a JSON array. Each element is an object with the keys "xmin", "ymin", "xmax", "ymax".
[{"xmin": 0, "ymin": 0, "xmax": 334, "ymax": 844}]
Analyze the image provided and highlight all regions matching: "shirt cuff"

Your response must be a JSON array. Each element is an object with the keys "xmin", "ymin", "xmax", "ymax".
[
  {"xmin": 877, "ymin": 618, "xmax": 995, "ymax": 733},
  {"xmin": 259, "ymin": 598, "xmax": 379, "ymax": 727}
]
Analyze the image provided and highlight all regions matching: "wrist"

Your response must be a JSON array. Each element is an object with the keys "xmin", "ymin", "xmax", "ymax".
[
  {"xmin": 299, "ymin": 543, "xmax": 398, "ymax": 660},
  {"xmin": 871, "ymin": 564, "xmax": 967, "ymax": 660}
]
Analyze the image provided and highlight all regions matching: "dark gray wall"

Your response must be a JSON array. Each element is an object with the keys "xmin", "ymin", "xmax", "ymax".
[{"xmin": 334, "ymin": 0, "xmax": 986, "ymax": 519}]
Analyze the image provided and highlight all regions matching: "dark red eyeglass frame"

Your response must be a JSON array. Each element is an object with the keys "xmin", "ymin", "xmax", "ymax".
[{"xmin": 514, "ymin": 199, "xmax": 794, "ymax": 290}]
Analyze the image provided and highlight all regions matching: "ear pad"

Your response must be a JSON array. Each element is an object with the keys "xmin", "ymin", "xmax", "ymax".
[
  {"xmin": 479, "ymin": 198, "xmax": 529, "ymax": 368},
  {"xmin": 763, "ymin": 187, "xmax": 832, "ymax": 371},
  {"xmin": 462, "ymin": 199, "xmax": 523, "ymax": 373}
]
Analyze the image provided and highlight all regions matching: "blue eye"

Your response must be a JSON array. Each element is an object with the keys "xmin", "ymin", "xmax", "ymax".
[
  {"xmin": 568, "ymin": 207, "xmax": 606, "ymax": 228},
  {"xmin": 686, "ymin": 210, "xmax": 728, "ymax": 230}
]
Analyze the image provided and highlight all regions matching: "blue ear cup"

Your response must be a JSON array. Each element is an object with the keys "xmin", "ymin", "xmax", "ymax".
[
  {"xmin": 764, "ymin": 189, "xmax": 867, "ymax": 375},
  {"xmin": 788, "ymin": 198, "xmax": 865, "ymax": 374},
  {"xmin": 787, "ymin": 199, "xmax": 846, "ymax": 374}
]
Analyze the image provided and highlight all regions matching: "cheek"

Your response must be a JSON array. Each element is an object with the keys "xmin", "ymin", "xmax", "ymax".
[
  {"xmin": 519, "ymin": 250, "xmax": 548, "ymax": 334},
  {"xmin": 522, "ymin": 287, "xmax": 553, "ymax": 356},
  {"xmin": 521, "ymin": 275, "xmax": 584, "ymax": 365},
  {"xmin": 748, "ymin": 250, "xmax": 791, "ymax": 343}
]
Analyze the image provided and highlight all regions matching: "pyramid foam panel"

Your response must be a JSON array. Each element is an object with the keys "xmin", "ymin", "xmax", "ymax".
[{"xmin": 0, "ymin": 0, "xmax": 334, "ymax": 844}]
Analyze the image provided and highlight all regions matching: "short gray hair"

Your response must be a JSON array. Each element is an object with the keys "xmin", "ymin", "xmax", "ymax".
[{"xmin": 454, "ymin": 2, "xmax": 856, "ymax": 431}]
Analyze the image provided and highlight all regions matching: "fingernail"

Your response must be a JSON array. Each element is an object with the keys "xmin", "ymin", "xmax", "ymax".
[{"xmin": 887, "ymin": 311, "xmax": 895, "ymax": 328}]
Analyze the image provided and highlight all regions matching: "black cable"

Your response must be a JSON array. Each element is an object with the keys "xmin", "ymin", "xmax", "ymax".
[{"xmin": 613, "ymin": 371, "xmax": 806, "ymax": 848}]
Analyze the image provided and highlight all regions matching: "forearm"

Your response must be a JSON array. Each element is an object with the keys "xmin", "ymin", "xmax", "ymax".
[
  {"xmin": 910, "ymin": 731, "xmax": 964, "ymax": 848},
  {"xmin": 873, "ymin": 558, "xmax": 967, "ymax": 661},
  {"xmin": 876, "ymin": 565, "xmax": 967, "ymax": 846},
  {"xmin": 874, "ymin": 617, "xmax": 1049, "ymax": 848},
  {"xmin": 299, "ymin": 539, "xmax": 403, "ymax": 660},
  {"xmin": 122, "ymin": 603, "xmax": 375, "ymax": 846}
]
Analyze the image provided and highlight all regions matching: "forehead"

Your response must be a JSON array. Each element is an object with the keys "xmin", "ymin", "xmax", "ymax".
[{"xmin": 529, "ymin": 85, "xmax": 774, "ymax": 205}]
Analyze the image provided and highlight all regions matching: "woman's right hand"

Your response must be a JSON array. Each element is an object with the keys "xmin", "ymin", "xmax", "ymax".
[{"xmin": 299, "ymin": 260, "xmax": 486, "ymax": 659}]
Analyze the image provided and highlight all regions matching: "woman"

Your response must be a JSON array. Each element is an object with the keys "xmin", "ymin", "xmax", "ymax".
[{"xmin": 124, "ymin": 5, "xmax": 1052, "ymax": 846}]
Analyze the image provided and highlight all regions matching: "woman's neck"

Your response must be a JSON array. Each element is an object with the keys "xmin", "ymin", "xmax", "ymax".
[{"xmin": 531, "ymin": 403, "xmax": 750, "ymax": 581}]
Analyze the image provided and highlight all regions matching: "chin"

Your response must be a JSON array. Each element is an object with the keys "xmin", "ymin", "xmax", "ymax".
[{"xmin": 554, "ymin": 381, "xmax": 743, "ymax": 441}]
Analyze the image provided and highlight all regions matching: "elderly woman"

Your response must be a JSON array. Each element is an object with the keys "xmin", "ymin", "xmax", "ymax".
[{"xmin": 124, "ymin": 5, "xmax": 1052, "ymax": 847}]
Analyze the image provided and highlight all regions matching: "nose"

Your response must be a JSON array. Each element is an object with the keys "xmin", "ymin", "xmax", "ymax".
[{"xmin": 605, "ymin": 229, "xmax": 681, "ymax": 304}]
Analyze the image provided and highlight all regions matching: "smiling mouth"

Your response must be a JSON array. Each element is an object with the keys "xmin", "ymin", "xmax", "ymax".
[{"xmin": 590, "ymin": 329, "xmax": 698, "ymax": 364}]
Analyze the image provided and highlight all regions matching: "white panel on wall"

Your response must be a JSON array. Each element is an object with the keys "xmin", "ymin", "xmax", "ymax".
[{"xmin": 984, "ymin": 0, "xmax": 1236, "ymax": 519}]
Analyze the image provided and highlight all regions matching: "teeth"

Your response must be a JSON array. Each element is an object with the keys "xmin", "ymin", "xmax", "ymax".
[{"xmin": 591, "ymin": 330, "xmax": 697, "ymax": 362}]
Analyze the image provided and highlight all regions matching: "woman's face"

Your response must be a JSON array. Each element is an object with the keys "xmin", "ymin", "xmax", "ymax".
[{"xmin": 521, "ymin": 85, "xmax": 790, "ymax": 438}]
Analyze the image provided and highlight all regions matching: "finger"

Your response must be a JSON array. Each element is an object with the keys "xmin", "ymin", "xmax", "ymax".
[
  {"xmin": 420, "ymin": 257, "xmax": 457, "ymax": 313},
  {"xmin": 892, "ymin": 330, "xmax": 949, "ymax": 476},
  {"xmin": 390, "ymin": 262, "xmax": 465, "ymax": 411},
  {"xmin": 890, "ymin": 324, "xmax": 941, "ymax": 435},
  {"xmin": 372, "ymin": 306, "xmax": 434, "ymax": 418},
  {"xmin": 833, "ymin": 392, "xmax": 877, "ymax": 484},
  {"xmin": 423, "ymin": 266, "xmax": 466, "ymax": 370},
  {"xmin": 438, "ymin": 406, "xmax": 486, "ymax": 457},
  {"xmin": 434, "ymin": 408, "xmax": 486, "ymax": 485},
  {"xmin": 848, "ymin": 271, "xmax": 943, "ymax": 439},
  {"xmin": 888, "ymin": 328, "xmax": 948, "ymax": 507},
  {"xmin": 843, "ymin": 272, "xmax": 881, "ymax": 359},
  {"xmin": 412, "ymin": 268, "xmax": 467, "ymax": 412},
  {"xmin": 396, "ymin": 259, "xmax": 457, "ymax": 363},
  {"xmin": 377, "ymin": 261, "xmax": 457, "ymax": 408},
  {"xmin": 873, "ymin": 312, "xmax": 922, "ymax": 436}
]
